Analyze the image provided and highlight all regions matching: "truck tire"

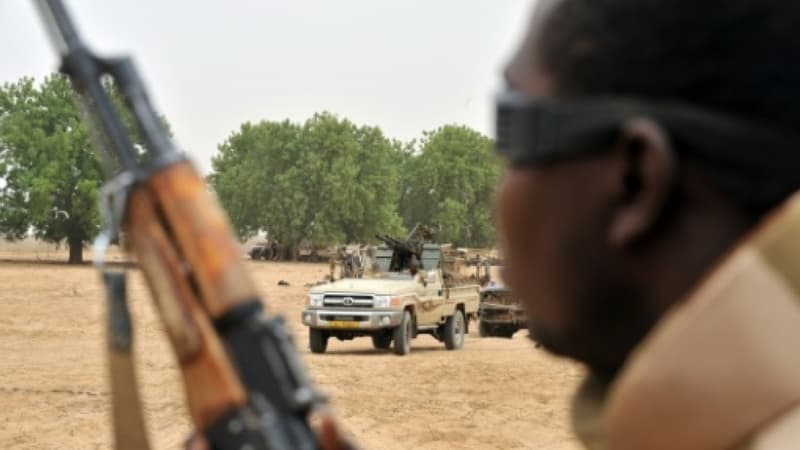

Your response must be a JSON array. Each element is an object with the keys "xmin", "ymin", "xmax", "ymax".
[
  {"xmin": 392, "ymin": 311, "xmax": 412, "ymax": 355},
  {"xmin": 309, "ymin": 328, "xmax": 328, "ymax": 354},
  {"xmin": 444, "ymin": 309, "xmax": 465, "ymax": 350},
  {"xmin": 479, "ymin": 320, "xmax": 491, "ymax": 338},
  {"xmin": 498, "ymin": 326, "xmax": 516, "ymax": 339},
  {"xmin": 371, "ymin": 333, "xmax": 392, "ymax": 350}
]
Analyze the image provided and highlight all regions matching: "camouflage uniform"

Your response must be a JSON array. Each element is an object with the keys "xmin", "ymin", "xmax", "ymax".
[{"xmin": 573, "ymin": 194, "xmax": 800, "ymax": 450}]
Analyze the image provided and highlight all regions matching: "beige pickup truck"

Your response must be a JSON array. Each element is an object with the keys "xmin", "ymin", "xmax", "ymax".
[{"xmin": 301, "ymin": 243, "xmax": 480, "ymax": 355}]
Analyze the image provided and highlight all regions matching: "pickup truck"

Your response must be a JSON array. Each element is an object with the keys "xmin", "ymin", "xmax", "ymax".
[
  {"xmin": 301, "ymin": 242, "xmax": 480, "ymax": 355},
  {"xmin": 478, "ymin": 284, "xmax": 527, "ymax": 338}
]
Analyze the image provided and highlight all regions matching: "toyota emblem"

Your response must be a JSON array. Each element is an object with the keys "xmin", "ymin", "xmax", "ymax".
[{"xmin": 343, "ymin": 297, "xmax": 354, "ymax": 306}]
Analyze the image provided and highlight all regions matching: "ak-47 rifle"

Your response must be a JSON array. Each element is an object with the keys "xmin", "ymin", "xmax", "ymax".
[{"xmin": 34, "ymin": 2, "xmax": 349, "ymax": 449}]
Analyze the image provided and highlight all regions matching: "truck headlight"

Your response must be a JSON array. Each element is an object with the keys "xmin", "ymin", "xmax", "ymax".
[
  {"xmin": 373, "ymin": 295, "xmax": 391, "ymax": 308},
  {"xmin": 308, "ymin": 294, "xmax": 324, "ymax": 307}
]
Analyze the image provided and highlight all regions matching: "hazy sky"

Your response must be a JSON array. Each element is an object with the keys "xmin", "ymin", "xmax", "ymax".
[{"xmin": 1, "ymin": 1, "xmax": 534, "ymax": 173}]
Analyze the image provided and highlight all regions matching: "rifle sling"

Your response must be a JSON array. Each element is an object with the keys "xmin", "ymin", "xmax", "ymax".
[{"xmin": 105, "ymin": 272, "xmax": 151, "ymax": 450}]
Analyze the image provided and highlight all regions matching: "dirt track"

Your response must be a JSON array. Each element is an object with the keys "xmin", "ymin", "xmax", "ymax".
[{"xmin": 0, "ymin": 248, "xmax": 584, "ymax": 449}]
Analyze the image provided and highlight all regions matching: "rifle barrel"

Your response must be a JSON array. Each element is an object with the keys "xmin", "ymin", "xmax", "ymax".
[
  {"xmin": 34, "ymin": 0, "xmax": 180, "ymax": 172},
  {"xmin": 34, "ymin": 0, "xmax": 80, "ymax": 56}
]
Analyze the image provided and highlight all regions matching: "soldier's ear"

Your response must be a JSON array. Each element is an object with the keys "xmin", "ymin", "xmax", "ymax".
[{"xmin": 608, "ymin": 118, "xmax": 677, "ymax": 247}]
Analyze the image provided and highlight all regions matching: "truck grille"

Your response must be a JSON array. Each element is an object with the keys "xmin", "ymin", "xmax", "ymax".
[
  {"xmin": 320, "ymin": 314, "xmax": 370, "ymax": 322},
  {"xmin": 323, "ymin": 294, "xmax": 374, "ymax": 308}
]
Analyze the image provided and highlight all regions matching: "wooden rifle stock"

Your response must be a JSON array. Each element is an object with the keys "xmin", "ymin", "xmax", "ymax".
[
  {"xmin": 128, "ymin": 162, "xmax": 339, "ymax": 449},
  {"xmin": 125, "ymin": 162, "xmax": 250, "ymax": 429},
  {"xmin": 140, "ymin": 162, "xmax": 260, "ymax": 318}
]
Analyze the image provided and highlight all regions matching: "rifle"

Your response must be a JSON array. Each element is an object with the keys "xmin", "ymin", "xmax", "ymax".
[{"xmin": 33, "ymin": 1, "xmax": 348, "ymax": 449}]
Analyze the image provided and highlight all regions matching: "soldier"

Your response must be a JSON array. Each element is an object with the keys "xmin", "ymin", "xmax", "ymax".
[
  {"xmin": 263, "ymin": 239, "xmax": 273, "ymax": 261},
  {"xmin": 329, "ymin": 246, "xmax": 345, "ymax": 281},
  {"xmin": 408, "ymin": 255, "xmax": 420, "ymax": 277},
  {"xmin": 339, "ymin": 246, "xmax": 354, "ymax": 278},
  {"xmin": 408, "ymin": 254, "xmax": 428, "ymax": 287},
  {"xmin": 270, "ymin": 239, "xmax": 280, "ymax": 261},
  {"xmin": 496, "ymin": 1, "xmax": 800, "ymax": 449}
]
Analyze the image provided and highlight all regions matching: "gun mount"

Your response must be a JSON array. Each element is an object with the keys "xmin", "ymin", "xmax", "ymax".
[{"xmin": 375, "ymin": 224, "xmax": 435, "ymax": 272}]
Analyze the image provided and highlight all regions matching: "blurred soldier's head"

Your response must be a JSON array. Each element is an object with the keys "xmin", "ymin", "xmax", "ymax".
[{"xmin": 495, "ymin": 0, "xmax": 800, "ymax": 374}]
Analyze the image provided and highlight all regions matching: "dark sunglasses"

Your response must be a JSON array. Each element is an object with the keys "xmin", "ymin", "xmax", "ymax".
[
  {"xmin": 494, "ymin": 89, "xmax": 800, "ymax": 209},
  {"xmin": 495, "ymin": 89, "xmax": 800, "ymax": 168}
]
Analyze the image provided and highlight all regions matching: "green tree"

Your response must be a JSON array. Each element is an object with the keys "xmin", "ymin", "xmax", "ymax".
[
  {"xmin": 329, "ymin": 125, "xmax": 404, "ymax": 243},
  {"xmin": 210, "ymin": 112, "xmax": 403, "ymax": 258},
  {"xmin": 0, "ymin": 75, "xmax": 103, "ymax": 263},
  {"xmin": 0, "ymin": 74, "xmax": 168, "ymax": 263},
  {"xmin": 399, "ymin": 125, "xmax": 499, "ymax": 247}
]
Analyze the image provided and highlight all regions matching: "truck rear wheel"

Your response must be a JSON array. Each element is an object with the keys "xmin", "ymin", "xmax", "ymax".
[
  {"xmin": 371, "ymin": 333, "xmax": 392, "ymax": 350},
  {"xmin": 444, "ymin": 309, "xmax": 465, "ymax": 350},
  {"xmin": 309, "ymin": 328, "xmax": 328, "ymax": 354},
  {"xmin": 479, "ymin": 320, "xmax": 491, "ymax": 338},
  {"xmin": 392, "ymin": 311, "xmax": 412, "ymax": 355}
]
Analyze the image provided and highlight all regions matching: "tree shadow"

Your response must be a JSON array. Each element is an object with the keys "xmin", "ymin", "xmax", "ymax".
[{"xmin": 0, "ymin": 258, "xmax": 136, "ymax": 268}]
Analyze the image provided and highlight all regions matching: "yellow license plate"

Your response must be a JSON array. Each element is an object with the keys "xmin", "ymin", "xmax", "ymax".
[{"xmin": 327, "ymin": 321, "xmax": 360, "ymax": 329}]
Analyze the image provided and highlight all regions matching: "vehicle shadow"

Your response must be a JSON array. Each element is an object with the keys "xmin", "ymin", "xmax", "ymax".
[{"xmin": 314, "ymin": 345, "xmax": 449, "ymax": 356}]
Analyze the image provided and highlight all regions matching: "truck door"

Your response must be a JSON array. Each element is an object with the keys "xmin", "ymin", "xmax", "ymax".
[
  {"xmin": 413, "ymin": 270, "xmax": 445, "ymax": 326},
  {"xmin": 416, "ymin": 246, "xmax": 449, "ymax": 325}
]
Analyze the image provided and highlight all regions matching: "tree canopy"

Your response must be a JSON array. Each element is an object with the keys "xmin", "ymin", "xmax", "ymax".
[
  {"xmin": 0, "ymin": 74, "xmax": 169, "ymax": 263},
  {"xmin": 209, "ymin": 112, "xmax": 404, "ymax": 257},
  {"xmin": 398, "ymin": 125, "xmax": 499, "ymax": 247},
  {"xmin": 211, "ymin": 120, "xmax": 499, "ymax": 254},
  {"xmin": 0, "ymin": 75, "xmax": 103, "ymax": 263}
]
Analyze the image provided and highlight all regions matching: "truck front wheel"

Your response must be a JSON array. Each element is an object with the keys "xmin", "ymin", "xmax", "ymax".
[
  {"xmin": 392, "ymin": 311, "xmax": 412, "ymax": 355},
  {"xmin": 309, "ymin": 328, "xmax": 328, "ymax": 354},
  {"xmin": 444, "ymin": 309, "xmax": 465, "ymax": 350},
  {"xmin": 371, "ymin": 333, "xmax": 392, "ymax": 350}
]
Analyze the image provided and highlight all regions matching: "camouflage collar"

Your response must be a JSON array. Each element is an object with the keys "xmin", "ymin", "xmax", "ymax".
[
  {"xmin": 573, "ymin": 192, "xmax": 800, "ymax": 450},
  {"xmin": 571, "ymin": 373, "xmax": 611, "ymax": 450}
]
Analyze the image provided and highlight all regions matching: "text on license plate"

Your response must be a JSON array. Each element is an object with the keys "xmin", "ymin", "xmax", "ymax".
[{"xmin": 327, "ymin": 321, "xmax": 360, "ymax": 329}]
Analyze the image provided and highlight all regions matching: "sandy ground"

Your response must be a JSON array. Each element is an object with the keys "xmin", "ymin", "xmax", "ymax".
[{"xmin": 0, "ymin": 244, "xmax": 585, "ymax": 450}]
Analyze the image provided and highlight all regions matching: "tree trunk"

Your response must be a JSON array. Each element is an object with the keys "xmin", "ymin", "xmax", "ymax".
[{"xmin": 68, "ymin": 239, "xmax": 84, "ymax": 264}]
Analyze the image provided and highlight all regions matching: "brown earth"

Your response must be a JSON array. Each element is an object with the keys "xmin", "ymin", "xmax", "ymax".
[{"xmin": 0, "ymin": 245, "xmax": 584, "ymax": 450}]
